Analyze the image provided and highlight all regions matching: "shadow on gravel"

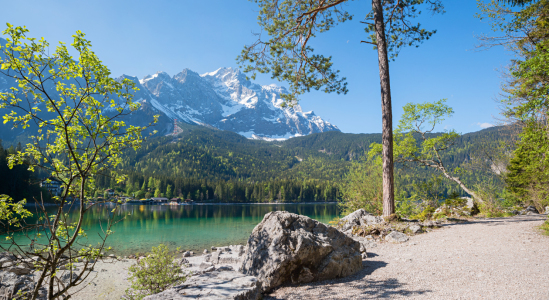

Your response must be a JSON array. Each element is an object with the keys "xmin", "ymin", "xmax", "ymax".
[
  {"xmin": 438, "ymin": 215, "xmax": 547, "ymax": 228},
  {"xmin": 265, "ymin": 260, "xmax": 432, "ymax": 299}
]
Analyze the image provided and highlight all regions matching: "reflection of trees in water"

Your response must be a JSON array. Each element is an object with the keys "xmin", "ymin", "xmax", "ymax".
[{"xmin": 36, "ymin": 204, "xmax": 339, "ymax": 228}]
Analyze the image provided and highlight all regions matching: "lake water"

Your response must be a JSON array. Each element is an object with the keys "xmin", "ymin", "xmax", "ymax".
[{"xmin": 23, "ymin": 203, "xmax": 339, "ymax": 255}]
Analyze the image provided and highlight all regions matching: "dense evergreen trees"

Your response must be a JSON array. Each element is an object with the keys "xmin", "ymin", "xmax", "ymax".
[
  {"xmin": 90, "ymin": 124, "xmax": 514, "ymax": 203},
  {"xmin": 0, "ymin": 141, "xmax": 46, "ymax": 202}
]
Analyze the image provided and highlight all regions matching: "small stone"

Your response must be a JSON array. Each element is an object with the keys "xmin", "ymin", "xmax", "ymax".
[
  {"xmin": 525, "ymin": 206, "xmax": 539, "ymax": 214},
  {"xmin": 203, "ymin": 266, "xmax": 215, "ymax": 273},
  {"xmin": 217, "ymin": 265, "xmax": 234, "ymax": 271},
  {"xmin": 203, "ymin": 249, "xmax": 209, "ymax": 254},
  {"xmin": 182, "ymin": 251, "xmax": 191, "ymax": 257},
  {"xmin": 409, "ymin": 224, "xmax": 422, "ymax": 234},
  {"xmin": 211, "ymin": 246, "xmax": 217, "ymax": 251},
  {"xmin": 385, "ymin": 231, "xmax": 409, "ymax": 243},
  {"xmin": 199, "ymin": 261, "xmax": 214, "ymax": 270},
  {"xmin": 189, "ymin": 251, "xmax": 195, "ymax": 256}
]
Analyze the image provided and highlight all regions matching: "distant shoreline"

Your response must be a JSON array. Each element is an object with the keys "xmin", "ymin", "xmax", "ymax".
[
  {"xmin": 23, "ymin": 201, "xmax": 338, "ymax": 207},
  {"xmin": 191, "ymin": 201, "xmax": 338, "ymax": 205}
]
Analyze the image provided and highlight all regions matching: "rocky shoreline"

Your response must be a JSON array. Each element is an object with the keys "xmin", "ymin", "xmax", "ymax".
[{"xmin": 2, "ymin": 207, "xmax": 548, "ymax": 299}]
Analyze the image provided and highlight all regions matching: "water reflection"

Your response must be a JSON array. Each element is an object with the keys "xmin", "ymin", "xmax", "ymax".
[{"xmin": 24, "ymin": 203, "xmax": 339, "ymax": 255}]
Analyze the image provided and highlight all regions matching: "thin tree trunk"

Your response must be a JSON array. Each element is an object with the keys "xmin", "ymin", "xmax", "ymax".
[
  {"xmin": 373, "ymin": 0, "xmax": 395, "ymax": 216},
  {"xmin": 439, "ymin": 169, "xmax": 484, "ymax": 203}
]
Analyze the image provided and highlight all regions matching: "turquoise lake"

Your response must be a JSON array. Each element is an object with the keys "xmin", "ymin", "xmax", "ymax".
[{"xmin": 24, "ymin": 203, "xmax": 339, "ymax": 255}]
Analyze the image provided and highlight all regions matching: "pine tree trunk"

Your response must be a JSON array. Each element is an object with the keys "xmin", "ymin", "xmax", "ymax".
[{"xmin": 373, "ymin": 0, "xmax": 395, "ymax": 216}]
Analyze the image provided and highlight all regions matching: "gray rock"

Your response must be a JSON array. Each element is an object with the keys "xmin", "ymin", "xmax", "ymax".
[
  {"xmin": 545, "ymin": 206, "xmax": 549, "ymax": 214},
  {"xmin": 199, "ymin": 262, "xmax": 214, "ymax": 270},
  {"xmin": 203, "ymin": 249, "xmax": 209, "ymax": 254},
  {"xmin": 182, "ymin": 251, "xmax": 191, "ymax": 257},
  {"xmin": 3, "ymin": 261, "xmax": 34, "ymax": 275},
  {"xmin": 211, "ymin": 246, "xmax": 217, "ymax": 251},
  {"xmin": 352, "ymin": 237, "xmax": 375, "ymax": 253},
  {"xmin": 526, "ymin": 206, "xmax": 539, "ymax": 214},
  {"xmin": 180, "ymin": 258, "xmax": 189, "ymax": 266},
  {"xmin": 463, "ymin": 197, "xmax": 480, "ymax": 215},
  {"xmin": 240, "ymin": 211, "xmax": 362, "ymax": 292},
  {"xmin": 409, "ymin": 224, "xmax": 422, "ymax": 234},
  {"xmin": 339, "ymin": 209, "xmax": 383, "ymax": 232},
  {"xmin": 0, "ymin": 271, "xmax": 47, "ymax": 299},
  {"xmin": 210, "ymin": 251, "xmax": 241, "ymax": 265},
  {"xmin": 385, "ymin": 231, "xmax": 409, "ymax": 243},
  {"xmin": 217, "ymin": 265, "xmax": 234, "ymax": 271},
  {"xmin": 231, "ymin": 245, "xmax": 245, "ymax": 256},
  {"xmin": 203, "ymin": 254, "xmax": 212, "ymax": 262},
  {"xmin": 421, "ymin": 220, "xmax": 440, "ymax": 228},
  {"xmin": 143, "ymin": 271, "xmax": 261, "ymax": 300}
]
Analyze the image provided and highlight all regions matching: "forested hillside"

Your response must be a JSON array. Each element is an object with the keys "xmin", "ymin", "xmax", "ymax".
[{"xmin": 93, "ymin": 124, "xmax": 514, "ymax": 203}]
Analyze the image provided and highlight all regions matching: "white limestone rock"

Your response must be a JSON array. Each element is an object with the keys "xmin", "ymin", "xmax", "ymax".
[
  {"xmin": 143, "ymin": 271, "xmax": 261, "ymax": 300},
  {"xmin": 240, "ymin": 211, "xmax": 362, "ymax": 292}
]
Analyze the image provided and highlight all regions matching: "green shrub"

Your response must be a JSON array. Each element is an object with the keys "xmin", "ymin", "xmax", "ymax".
[
  {"xmin": 410, "ymin": 206, "xmax": 435, "ymax": 221},
  {"xmin": 541, "ymin": 218, "xmax": 549, "ymax": 236},
  {"xmin": 443, "ymin": 197, "xmax": 466, "ymax": 208},
  {"xmin": 395, "ymin": 194, "xmax": 420, "ymax": 218},
  {"xmin": 339, "ymin": 159, "xmax": 383, "ymax": 216},
  {"xmin": 125, "ymin": 244, "xmax": 188, "ymax": 300}
]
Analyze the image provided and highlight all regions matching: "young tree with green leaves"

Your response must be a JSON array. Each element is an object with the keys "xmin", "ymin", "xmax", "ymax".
[
  {"xmin": 477, "ymin": 0, "xmax": 549, "ymax": 210},
  {"xmin": 340, "ymin": 158, "xmax": 383, "ymax": 215},
  {"xmin": 238, "ymin": 0, "xmax": 444, "ymax": 216},
  {"xmin": 370, "ymin": 99, "xmax": 484, "ymax": 203},
  {"xmin": 0, "ymin": 24, "xmax": 156, "ymax": 299},
  {"xmin": 125, "ymin": 244, "xmax": 188, "ymax": 300}
]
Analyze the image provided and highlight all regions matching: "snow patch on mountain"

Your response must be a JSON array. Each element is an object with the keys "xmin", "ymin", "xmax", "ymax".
[{"xmin": 131, "ymin": 67, "xmax": 339, "ymax": 139}]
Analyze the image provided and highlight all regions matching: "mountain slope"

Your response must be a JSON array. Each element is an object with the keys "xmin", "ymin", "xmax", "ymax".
[
  {"xmin": 0, "ymin": 36, "xmax": 338, "ymax": 141},
  {"xmin": 119, "ymin": 124, "xmax": 514, "ymax": 184},
  {"xmin": 133, "ymin": 67, "xmax": 339, "ymax": 140}
]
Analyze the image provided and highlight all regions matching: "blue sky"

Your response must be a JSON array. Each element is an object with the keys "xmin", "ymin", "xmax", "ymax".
[{"xmin": 0, "ymin": 0, "xmax": 512, "ymax": 134}]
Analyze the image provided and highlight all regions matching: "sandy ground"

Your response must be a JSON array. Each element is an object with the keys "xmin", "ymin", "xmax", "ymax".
[
  {"xmin": 265, "ymin": 214, "xmax": 549, "ymax": 300},
  {"xmin": 65, "ymin": 214, "xmax": 549, "ymax": 300},
  {"xmin": 69, "ymin": 259, "xmax": 134, "ymax": 300}
]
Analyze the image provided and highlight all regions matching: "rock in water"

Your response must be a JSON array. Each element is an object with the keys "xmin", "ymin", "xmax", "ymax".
[{"xmin": 240, "ymin": 211, "xmax": 362, "ymax": 292}]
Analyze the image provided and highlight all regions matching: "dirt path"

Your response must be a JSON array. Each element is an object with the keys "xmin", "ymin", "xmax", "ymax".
[{"xmin": 266, "ymin": 214, "xmax": 549, "ymax": 300}]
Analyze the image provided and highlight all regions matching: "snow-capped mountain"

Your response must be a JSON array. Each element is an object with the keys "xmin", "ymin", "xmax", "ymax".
[
  {"xmin": 0, "ymin": 38, "xmax": 339, "ymax": 141},
  {"xmin": 131, "ymin": 67, "xmax": 339, "ymax": 140}
]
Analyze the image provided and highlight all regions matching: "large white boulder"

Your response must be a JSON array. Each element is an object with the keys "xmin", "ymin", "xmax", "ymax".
[
  {"xmin": 143, "ymin": 270, "xmax": 261, "ymax": 300},
  {"xmin": 239, "ymin": 211, "xmax": 362, "ymax": 292}
]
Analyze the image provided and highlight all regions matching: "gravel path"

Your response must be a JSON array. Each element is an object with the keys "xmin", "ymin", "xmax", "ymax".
[{"xmin": 266, "ymin": 214, "xmax": 549, "ymax": 300}]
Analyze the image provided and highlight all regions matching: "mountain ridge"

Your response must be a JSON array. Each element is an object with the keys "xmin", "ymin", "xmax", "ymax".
[{"xmin": 122, "ymin": 67, "xmax": 340, "ymax": 140}]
